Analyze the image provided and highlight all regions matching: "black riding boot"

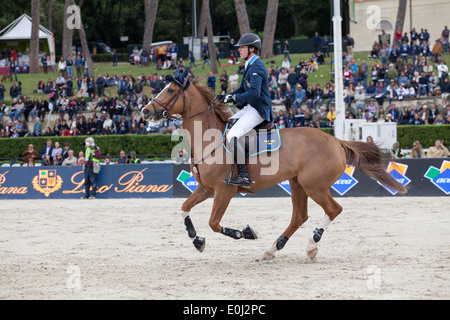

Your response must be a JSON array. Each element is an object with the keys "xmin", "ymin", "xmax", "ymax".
[{"xmin": 228, "ymin": 137, "xmax": 251, "ymax": 188}]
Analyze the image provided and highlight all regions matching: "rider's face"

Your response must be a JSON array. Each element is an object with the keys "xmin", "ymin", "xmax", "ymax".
[{"xmin": 238, "ymin": 45, "xmax": 249, "ymax": 60}]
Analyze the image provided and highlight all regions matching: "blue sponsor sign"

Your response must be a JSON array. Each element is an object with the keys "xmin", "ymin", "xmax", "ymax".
[{"xmin": 331, "ymin": 172, "xmax": 358, "ymax": 196}]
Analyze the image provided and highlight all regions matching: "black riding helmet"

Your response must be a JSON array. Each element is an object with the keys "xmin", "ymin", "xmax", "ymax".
[{"xmin": 235, "ymin": 33, "xmax": 262, "ymax": 59}]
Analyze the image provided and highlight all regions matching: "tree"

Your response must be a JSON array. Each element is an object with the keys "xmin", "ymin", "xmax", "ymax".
[
  {"xmin": 29, "ymin": 0, "xmax": 40, "ymax": 74},
  {"xmin": 203, "ymin": 0, "xmax": 218, "ymax": 74},
  {"xmin": 234, "ymin": 0, "xmax": 250, "ymax": 36},
  {"xmin": 47, "ymin": 0, "xmax": 53, "ymax": 32},
  {"xmin": 62, "ymin": 0, "xmax": 74, "ymax": 59},
  {"xmin": 143, "ymin": 0, "xmax": 159, "ymax": 52},
  {"xmin": 260, "ymin": 0, "xmax": 278, "ymax": 59},
  {"xmin": 73, "ymin": 0, "xmax": 93, "ymax": 77},
  {"xmin": 394, "ymin": 0, "xmax": 408, "ymax": 34}
]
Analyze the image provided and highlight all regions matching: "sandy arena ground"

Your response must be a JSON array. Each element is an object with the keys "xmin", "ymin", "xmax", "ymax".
[{"xmin": 0, "ymin": 197, "xmax": 449, "ymax": 300}]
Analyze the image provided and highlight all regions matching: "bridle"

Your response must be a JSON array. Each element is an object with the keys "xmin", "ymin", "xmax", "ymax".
[
  {"xmin": 143, "ymin": 77, "xmax": 222, "ymax": 128},
  {"xmin": 142, "ymin": 76, "xmax": 226, "ymax": 168},
  {"xmin": 145, "ymin": 80, "xmax": 186, "ymax": 120}
]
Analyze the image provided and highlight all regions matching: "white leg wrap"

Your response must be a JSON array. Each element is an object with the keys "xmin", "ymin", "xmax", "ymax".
[
  {"xmin": 181, "ymin": 211, "xmax": 189, "ymax": 219},
  {"xmin": 317, "ymin": 215, "xmax": 331, "ymax": 230}
]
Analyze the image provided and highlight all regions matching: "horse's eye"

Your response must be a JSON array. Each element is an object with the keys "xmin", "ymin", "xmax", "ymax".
[{"xmin": 168, "ymin": 88, "xmax": 174, "ymax": 94}]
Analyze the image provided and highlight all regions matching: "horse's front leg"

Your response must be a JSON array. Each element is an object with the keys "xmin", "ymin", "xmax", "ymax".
[
  {"xmin": 208, "ymin": 187, "xmax": 258, "ymax": 241},
  {"xmin": 181, "ymin": 183, "xmax": 213, "ymax": 252}
]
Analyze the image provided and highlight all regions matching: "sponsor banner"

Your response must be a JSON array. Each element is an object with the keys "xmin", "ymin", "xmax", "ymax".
[
  {"xmin": 173, "ymin": 159, "xmax": 449, "ymax": 198},
  {"xmin": 1, "ymin": 159, "xmax": 448, "ymax": 199},
  {"xmin": 0, "ymin": 164, "xmax": 173, "ymax": 199},
  {"xmin": 424, "ymin": 160, "xmax": 450, "ymax": 195}
]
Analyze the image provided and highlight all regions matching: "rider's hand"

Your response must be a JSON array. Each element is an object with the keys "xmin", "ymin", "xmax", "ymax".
[
  {"xmin": 215, "ymin": 94, "xmax": 225, "ymax": 102},
  {"xmin": 223, "ymin": 94, "xmax": 236, "ymax": 104}
]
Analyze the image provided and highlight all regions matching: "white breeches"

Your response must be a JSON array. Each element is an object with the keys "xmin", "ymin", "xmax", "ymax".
[{"xmin": 227, "ymin": 105, "xmax": 264, "ymax": 143}]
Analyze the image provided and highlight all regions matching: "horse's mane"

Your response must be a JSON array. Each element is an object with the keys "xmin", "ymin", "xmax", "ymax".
[{"xmin": 191, "ymin": 77, "xmax": 233, "ymax": 123}]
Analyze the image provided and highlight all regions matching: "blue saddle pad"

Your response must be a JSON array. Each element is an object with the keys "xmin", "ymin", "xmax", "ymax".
[{"xmin": 222, "ymin": 123, "xmax": 282, "ymax": 158}]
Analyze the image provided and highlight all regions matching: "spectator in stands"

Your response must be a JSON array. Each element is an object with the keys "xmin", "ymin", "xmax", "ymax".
[
  {"xmin": 327, "ymin": 106, "xmax": 336, "ymax": 124},
  {"xmin": 441, "ymin": 77, "xmax": 450, "ymax": 106},
  {"xmin": 428, "ymin": 104, "xmax": 440, "ymax": 124},
  {"xmin": 437, "ymin": 60, "xmax": 449, "ymax": 88},
  {"xmin": 54, "ymin": 153, "xmax": 64, "ymax": 166},
  {"xmin": 42, "ymin": 154, "xmax": 52, "ymax": 166},
  {"xmin": 374, "ymin": 82, "xmax": 386, "ymax": 107},
  {"xmin": 434, "ymin": 114, "xmax": 445, "ymax": 125},
  {"xmin": 410, "ymin": 140, "xmax": 425, "ymax": 158},
  {"xmin": 31, "ymin": 117, "xmax": 42, "ymax": 136},
  {"xmin": 77, "ymin": 157, "xmax": 85, "ymax": 166},
  {"xmin": 418, "ymin": 104, "xmax": 430, "ymax": 124},
  {"xmin": 427, "ymin": 139, "xmax": 450, "ymax": 158},
  {"xmin": 57, "ymin": 57, "xmax": 66, "ymax": 78},
  {"xmin": 391, "ymin": 141, "xmax": 404, "ymax": 158},
  {"xmin": 387, "ymin": 104, "xmax": 400, "ymax": 123},
  {"xmin": 116, "ymin": 150, "xmax": 127, "ymax": 164},
  {"xmin": 398, "ymin": 106, "xmax": 410, "ymax": 125},
  {"xmin": 40, "ymin": 139, "xmax": 54, "ymax": 164},
  {"xmin": 61, "ymin": 142, "xmax": 70, "ymax": 159},
  {"xmin": 39, "ymin": 97, "xmax": 49, "ymax": 122},
  {"xmin": 22, "ymin": 143, "xmax": 40, "ymax": 164},
  {"xmin": 62, "ymin": 149, "xmax": 77, "ymax": 166},
  {"xmin": 51, "ymin": 141, "xmax": 62, "ymax": 161},
  {"xmin": 294, "ymin": 84, "xmax": 306, "ymax": 110},
  {"xmin": 411, "ymin": 112, "xmax": 424, "ymax": 125},
  {"xmin": 207, "ymin": 72, "xmax": 216, "ymax": 93},
  {"xmin": 127, "ymin": 151, "xmax": 141, "ymax": 164},
  {"xmin": 428, "ymin": 71, "xmax": 439, "ymax": 96},
  {"xmin": 96, "ymin": 74, "xmax": 106, "ymax": 97}
]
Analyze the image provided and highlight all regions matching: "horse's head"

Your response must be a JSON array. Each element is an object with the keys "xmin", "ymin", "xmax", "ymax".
[{"xmin": 141, "ymin": 68, "xmax": 190, "ymax": 120}]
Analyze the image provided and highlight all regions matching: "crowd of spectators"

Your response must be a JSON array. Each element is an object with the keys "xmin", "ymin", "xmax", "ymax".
[
  {"xmin": 266, "ymin": 27, "xmax": 450, "ymax": 130},
  {"xmin": 0, "ymin": 27, "xmax": 449, "ymax": 153},
  {"xmin": 20, "ymin": 138, "xmax": 147, "ymax": 167}
]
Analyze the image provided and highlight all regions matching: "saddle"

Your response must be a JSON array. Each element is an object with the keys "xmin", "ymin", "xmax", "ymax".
[{"xmin": 222, "ymin": 120, "xmax": 282, "ymax": 158}]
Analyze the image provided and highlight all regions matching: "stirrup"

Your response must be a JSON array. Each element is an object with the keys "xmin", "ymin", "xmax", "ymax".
[{"xmin": 228, "ymin": 176, "xmax": 251, "ymax": 188}]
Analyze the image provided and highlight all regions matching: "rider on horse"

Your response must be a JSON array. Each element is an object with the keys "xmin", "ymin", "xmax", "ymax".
[{"xmin": 216, "ymin": 33, "xmax": 274, "ymax": 188}]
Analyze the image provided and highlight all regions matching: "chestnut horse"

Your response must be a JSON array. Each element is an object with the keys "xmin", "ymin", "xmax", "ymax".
[{"xmin": 142, "ymin": 69, "xmax": 407, "ymax": 260}]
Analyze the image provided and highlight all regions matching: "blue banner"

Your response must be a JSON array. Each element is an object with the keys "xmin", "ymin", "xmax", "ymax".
[{"xmin": 0, "ymin": 164, "xmax": 173, "ymax": 199}]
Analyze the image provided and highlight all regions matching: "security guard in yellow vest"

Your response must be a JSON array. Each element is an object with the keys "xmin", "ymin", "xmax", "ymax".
[{"xmin": 82, "ymin": 137, "xmax": 102, "ymax": 199}]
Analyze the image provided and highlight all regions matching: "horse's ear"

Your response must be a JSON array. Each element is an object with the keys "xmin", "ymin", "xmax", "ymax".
[
  {"xmin": 165, "ymin": 75, "xmax": 174, "ymax": 82},
  {"xmin": 174, "ymin": 69, "xmax": 180, "ymax": 79}
]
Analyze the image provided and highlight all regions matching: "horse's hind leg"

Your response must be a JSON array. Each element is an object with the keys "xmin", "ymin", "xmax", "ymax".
[
  {"xmin": 181, "ymin": 183, "xmax": 213, "ymax": 252},
  {"xmin": 304, "ymin": 190, "xmax": 342, "ymax": 260},
  {"xmin": 263, "ymin": 177, "xmax": 308, "ymax": 260}
]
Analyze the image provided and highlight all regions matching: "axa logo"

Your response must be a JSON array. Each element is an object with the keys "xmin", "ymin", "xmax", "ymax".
[
  {"xmin": 278, "ymin": 179, "xmax": 291, "ymax": 195},
  {"xmin": 177, "ymin": 169, "xmax": 247, "ymax": 196},
  {"xmin": 331, "ymin": 165, "xmax": 358, "ymax": 196},
  {"xmin": 176, "ymin": 170, "xmax": 199, "ymax": 193},
  {"xmin": 424, "ymin": 160, "xmax": 450, "ymax": 195},
  {"xmin": 278, "ymin": 165, "xmax": 358, "ymax": 196},
  {"xmin": 378, "ymin": 162, "xmax": 411, "ymax": 195}
]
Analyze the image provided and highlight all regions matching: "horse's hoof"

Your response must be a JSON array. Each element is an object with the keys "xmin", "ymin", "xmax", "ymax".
[
  {"xmin": 307, "ymin": 248, "xmax": 318, "ymax": 260},
  {"xmin": 242, "ymin": 225, "xmax": 258, "ymax": 240},
  {"xmin": 262, "ymin": 251, "xmax": 275, "ymax": 260},
  {"xmin": 193, "ymin": 236, "xmax": 205, "ymax": 252}
]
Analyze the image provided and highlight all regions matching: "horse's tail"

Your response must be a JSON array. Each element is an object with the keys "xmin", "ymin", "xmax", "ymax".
[{"xmin": 339, "ymin": 140, "xmax": 408, "ymax": 195}]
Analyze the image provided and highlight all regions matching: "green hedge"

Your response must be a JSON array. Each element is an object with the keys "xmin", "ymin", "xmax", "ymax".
[
  {"xmin": 0, "ymin": 134, "xmax": 181, "ymax": 160},
  {"xmin": 1, "ymin": 125, "xmax": 448, "ymax": 160},
  {"xmin": 397, "ymin": 125, "xmax": 450, "ymax": 149}
]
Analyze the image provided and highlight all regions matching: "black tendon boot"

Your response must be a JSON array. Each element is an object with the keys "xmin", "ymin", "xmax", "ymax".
[{"xmin": 228, "ymin": 137, "xmax": 251, "ymax": 188}]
